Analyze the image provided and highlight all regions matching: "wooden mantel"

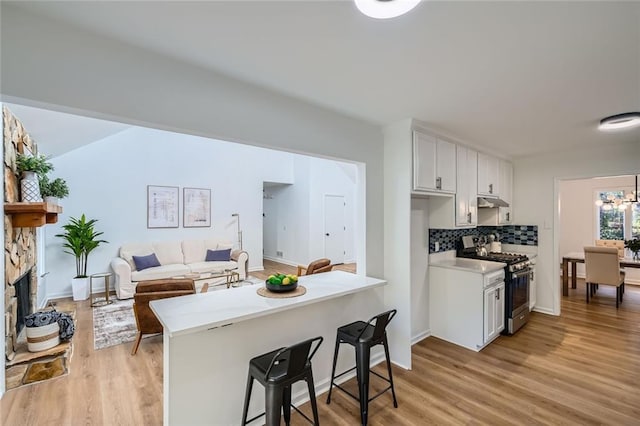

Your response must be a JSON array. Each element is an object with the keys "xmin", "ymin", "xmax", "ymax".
[{"xmin": 4, "ymin": 202, "xmax": 63, "ymax": 227}]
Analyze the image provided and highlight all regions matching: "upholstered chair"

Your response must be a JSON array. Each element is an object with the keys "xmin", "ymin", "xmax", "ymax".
[
  {"xmin": 296, "ymin": 258, "xmax": 333, "ymax": 276},
  {"xmin": 584, "ymin": 246, "xmax": 625, "ymax": 308},
  {"xmin": 131, "ymin": 278, "xmax": 195, "ymax": 355},
  {"xmin": 595, "ymin": 239, "xmax": 625, "ymax": 258}
]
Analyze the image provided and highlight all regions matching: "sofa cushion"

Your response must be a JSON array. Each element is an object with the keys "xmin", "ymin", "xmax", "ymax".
[
  {"xmin": 152, "ymin": 241, "xmax": 184, "ymax": 265},
  {"xmin": 188, "ymin": 261, "xmax": 237, "ymax": 274},
  {"xmin": 132, "ymin": 253, "xmax": 161, "ymax": 271},
  {"xmin": 206, "ymin": 248, "xmax": 231, "ymax": 262},
  {"xmin": 121, "ymin": 242, "xmax": 155, "ymax": 270},
  {"xmin": 132, "ymin": 264, "xmax": 191, "ymax": 282},
  {"xmin": 182, "ymin": 240, "xmax": 206, "ymax": 264}
]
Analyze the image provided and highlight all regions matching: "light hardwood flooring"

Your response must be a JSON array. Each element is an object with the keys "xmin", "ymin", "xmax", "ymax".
[{"xmin": 2, "ymin": 273, "xmax": 639, "ymax": 425}]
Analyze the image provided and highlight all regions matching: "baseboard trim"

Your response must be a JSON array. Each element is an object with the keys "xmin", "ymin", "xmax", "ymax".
[
  {"xmin": 411, "ymin": 330, "xmax": 431, "ymax": 345},
  {"xmin": 532, "ymin": 306, "xmax": 556, "ymax": 316},
  {"xmin": 263, "ymin": 256, "xmax": 299, "ymax": 267}
]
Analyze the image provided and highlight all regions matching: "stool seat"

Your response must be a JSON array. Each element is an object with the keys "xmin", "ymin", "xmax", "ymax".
[
  {"xmin": 327, "ymin": 309, "xmax": 398, "ymax": 426},
  {"xmin": 242, "ymin": 336, "xmax": 323, "ymax": 426}
]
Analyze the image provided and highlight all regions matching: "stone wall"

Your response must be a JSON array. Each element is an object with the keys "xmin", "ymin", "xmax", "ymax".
[{"xmin": 3, "ymin": 106, "xmax": 39, "ymax": 361}]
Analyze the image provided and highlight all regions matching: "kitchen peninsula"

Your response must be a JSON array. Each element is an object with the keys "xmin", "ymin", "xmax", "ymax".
[{"xmin": 151, "ymin": 270, "xmax": 387, "ymax": 425}]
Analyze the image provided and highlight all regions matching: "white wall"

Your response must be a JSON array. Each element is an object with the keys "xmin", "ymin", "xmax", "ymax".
[
  {"xmin": 0, "ymin": 103, "xmax": 5, "ymax": 396},
  {"xmin": 513, "ymin": 140, "xmax": 640, "ymax": 315},
  {"xmin": 45, "ymin": 127, "xmax": 298, "ymax": 298},
  {"xmin": 559, "ymin": 175, "xmax": 640, "ymax": 283},
  {"xmin": 410, "ymin": 198, "xmax": 430, "ymax": 343}
]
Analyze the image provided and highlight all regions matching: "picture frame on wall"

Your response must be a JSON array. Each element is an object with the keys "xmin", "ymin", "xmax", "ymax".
[
  {"xmin": 147, "ymin": 185, "xmax": 179, "ymax": 228},
  {"xmin": 183, "ymin": 187, "xmax": 211, "ymax": 228}
]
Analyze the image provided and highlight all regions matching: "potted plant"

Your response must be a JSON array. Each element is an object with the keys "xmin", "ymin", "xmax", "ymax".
[
  {"xmin": 39, "ymin": 175, "xmax": 70, "ymax": 205},
  {"xmin": 16, "ymin": 153, "xmax": 54, "ymax": 202},
  {"xmin": 624, "ymin": 238, "xmax": 640, "ymax": 260},
  {"xmin": 56, "ymin": 214, "xmax": 108, "ymax": 301}
]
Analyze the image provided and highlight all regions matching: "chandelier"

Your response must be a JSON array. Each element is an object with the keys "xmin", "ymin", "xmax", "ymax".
[{"xmin": 595, "ymin": 175, "xmax": 639, "ymax": 210}]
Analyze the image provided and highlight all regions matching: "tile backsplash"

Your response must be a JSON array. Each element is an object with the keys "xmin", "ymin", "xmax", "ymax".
[{"xmin": 428, "ymin": 225, "xmax": 538, "ymax": 253}]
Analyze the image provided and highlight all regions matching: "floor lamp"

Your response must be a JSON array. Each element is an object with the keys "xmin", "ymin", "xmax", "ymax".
[{"xmin": 231, "ymin": 213, "xmax": 243, "ymax": 250}]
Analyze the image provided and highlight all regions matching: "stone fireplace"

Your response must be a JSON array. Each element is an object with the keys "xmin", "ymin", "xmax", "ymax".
[{"xmin": 4, "ymin": 106, "xmax": 40, "ymax": 361}]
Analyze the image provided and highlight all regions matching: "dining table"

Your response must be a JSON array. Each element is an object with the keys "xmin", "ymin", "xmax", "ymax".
[{"xmin": 562, "ymin": 251, "xmax": 640, "ymax": 296}]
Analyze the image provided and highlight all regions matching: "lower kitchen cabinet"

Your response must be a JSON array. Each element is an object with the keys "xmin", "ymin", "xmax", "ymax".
[{"xmin": 429, "ymin": 261, "xmax": 505, "ymax": 351}]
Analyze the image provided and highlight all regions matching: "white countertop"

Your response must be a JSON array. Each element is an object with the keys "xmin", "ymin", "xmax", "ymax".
[
  {"xmin": 150, "ymin": 270, "xmax": 386, "ymax": 337},
  {"xmin": 429, "ymin": 257, "xmax": 506, "ymax": 274}
]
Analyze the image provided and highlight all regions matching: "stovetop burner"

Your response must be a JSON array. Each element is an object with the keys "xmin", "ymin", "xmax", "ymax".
[{"xmin": 458, "ymin": 252, "xmax": 529, "ymax": 265}]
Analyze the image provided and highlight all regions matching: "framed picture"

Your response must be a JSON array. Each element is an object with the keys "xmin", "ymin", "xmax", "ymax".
[
  {"xmin": 183, "ymin": 187, "xmax": 211, "ymax": 228},
  {"xmin": 147, "ymin": 185, "xmax": 179, "ymax": 228}
]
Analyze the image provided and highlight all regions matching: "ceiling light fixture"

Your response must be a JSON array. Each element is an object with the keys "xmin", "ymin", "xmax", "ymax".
[
  {"xmin": 598, "ymin": 112, "xmax": 640, "ymax": 131},
  {"xmin": 355, "ymin": 0, "xmax": 421, "ymax": 19},
  {"xmin": 595, "ymin": 175, "xmax": 639, "ymax": 210}
]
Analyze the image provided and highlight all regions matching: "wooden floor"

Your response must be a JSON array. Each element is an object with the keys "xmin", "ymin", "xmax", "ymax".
[{"xmin": 2, "ymin": 273, "xmax": 639, "ymax": 425}]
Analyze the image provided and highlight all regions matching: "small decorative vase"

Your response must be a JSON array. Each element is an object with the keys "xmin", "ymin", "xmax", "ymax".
[{"xmin": 20, "ymin": 171, "xmax": 43, "ymax": 202}]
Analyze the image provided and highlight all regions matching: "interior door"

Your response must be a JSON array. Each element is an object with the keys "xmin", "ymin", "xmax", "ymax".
[{"xmin": 324, "ymin": 195, "xmax": 345, "ymax": 264}]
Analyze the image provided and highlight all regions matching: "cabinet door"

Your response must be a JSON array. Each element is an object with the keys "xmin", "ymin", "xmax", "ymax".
[
  {"xmin": 456, "ymin": 146, "xmax": 477, "ymax": 226},
  {"xmin": 483, "ymin": 286, "xmax": 497, "ymax": 343},
  {"xmin": 477, "ymin": 153, "xmax": 499, "ymax": 196},
  {"xmin": 495, "ymin": 282, "xmax": 505, "ymax": 334},
  {"xmin": 529, "ymin": 266, "xmax": 536, "ymax": 310},
  {"xmin": 498, "ymin": 160, "xmax": 512, "ymax": 224},
  {"xmin": 437, "ymin": 139, "xmax": 456, "ymax": 192},
  {"xmin": 413, "ymin": 132, "xmax": 437, "ymax": 191}
]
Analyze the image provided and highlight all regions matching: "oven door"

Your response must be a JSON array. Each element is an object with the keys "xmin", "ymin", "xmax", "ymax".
[{"xmin": 510, "ymin": 268, "xmax": 531, "ymax": 313}]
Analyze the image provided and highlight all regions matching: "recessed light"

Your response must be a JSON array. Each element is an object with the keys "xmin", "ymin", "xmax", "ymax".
[
  {"xmin": 355, "ymin": 0, "xmax": 421, "ymax": 20},
  {"xmin": 598, "ymin": 112, "xmax": 640, "ymax": 131}
]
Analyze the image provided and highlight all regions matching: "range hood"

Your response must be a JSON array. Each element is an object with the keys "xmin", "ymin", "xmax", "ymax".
[{"xmin": 477, "ymin": 197, "xmax": 509, "ymax": 208}]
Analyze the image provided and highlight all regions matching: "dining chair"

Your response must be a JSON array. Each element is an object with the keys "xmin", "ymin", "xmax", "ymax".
[
  {"xmin": 297, "ymin": 258, "xmax": 333, "ymax": 276},
  {"xmin": 584, "ymin": 246, "xmax": 625, "ymax": 308},
  {"xmin": 595, "ymin": 239, "xmax": 625, "ymax": 258}
]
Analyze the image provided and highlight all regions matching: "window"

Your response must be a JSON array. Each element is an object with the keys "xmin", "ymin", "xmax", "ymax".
[{"xmin": 596, "ymin": 190, "xmax": 638, "ymax": 240}]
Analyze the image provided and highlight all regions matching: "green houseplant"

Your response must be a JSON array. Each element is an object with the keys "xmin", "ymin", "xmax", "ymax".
[
  {"xmin": 624, "ymin": 238, "xmax": 640, "ymax": 260},
  {"xmin": 39, "ymin": 175, "xmax": 70, "ymax": 204},
  {"xmin": 56, "ymin": 214, "xmax": 108, "ymax": 300},
  {"xmin": 16, "ymin": 153, "xmax": 54, "ymax": 202}
]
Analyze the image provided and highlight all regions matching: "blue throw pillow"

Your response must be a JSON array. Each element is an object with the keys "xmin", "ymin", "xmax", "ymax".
[
  {"xmin": 132, "ymin": 253, "xmax": 161, "ymax": 271},
  {"xmin": 206, "ymin": 248, "xmax": 231, "ymax": 262}
]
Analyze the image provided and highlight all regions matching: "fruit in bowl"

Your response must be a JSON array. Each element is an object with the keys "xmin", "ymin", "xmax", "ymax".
[{"xmin": 265, "ymin": 273, "xmax": 299, "ymax": 292}]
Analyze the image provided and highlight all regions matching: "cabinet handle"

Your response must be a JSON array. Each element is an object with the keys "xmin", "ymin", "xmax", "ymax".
[
  {"xmin": 506, "ymin": 212, "xmax": 510, "ymax": 222},
  {"xmin": 467, "ymin": 212, "xmax": 472, "ymax": 223},
  {"xmin": 489, "ymin": 183, "xmax": 493, "ymax": 194},
  {"xmin": 436, "ymin": 177, "xmax": 442, "ymax": 190},
  {"xmin": 496, "ymin": 289, "xmax": 500, "ymax": 300}
]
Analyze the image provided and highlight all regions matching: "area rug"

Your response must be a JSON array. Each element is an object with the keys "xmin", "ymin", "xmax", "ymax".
[{"xmin": 93, "ymin": 299, "xmax": 137, "ymax": 350}]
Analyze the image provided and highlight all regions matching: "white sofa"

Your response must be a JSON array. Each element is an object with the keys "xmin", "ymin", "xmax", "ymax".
[{"xmin": 110, "ymin": 239, "xmax": 249, "ymax": 299}]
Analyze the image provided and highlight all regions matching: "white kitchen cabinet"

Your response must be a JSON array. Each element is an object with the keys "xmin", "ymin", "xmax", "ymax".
[
  {"xmin": 498, "ymin": 159, "xmax": 513, "ymax": 224},
  {"xmin": 429, "ymin": 262, "xmax": 505, "ymax": 352},
  {"xmin": 413, "ymin": 131, "xmax": 456, "ymax": 193},
  {"xmin": 455, "ymin": 145, "xmax": 478, "ymax": 226},
  {"xmin": 477, "ymin": 152, "xmax": 499, "ymax": 197},
  {"xmin": 484, "ymin": 282, "xmax": 506, "ymax": 343}
]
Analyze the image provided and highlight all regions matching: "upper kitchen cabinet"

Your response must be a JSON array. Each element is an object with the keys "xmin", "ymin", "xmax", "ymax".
[
  {"xmin": 477, "ymin": 152, "xmax": 499, "ymax": 197},
  {"xmin": 456, "ymin": 145, "xmax": 478, "ymax": 226},
  {"xmin": 413, "ymin": 131, "xmax": 456, "ymax": 194},
  {"xmin": 498, "ymin": 159, "xmax": 513, "ymax": 224}
]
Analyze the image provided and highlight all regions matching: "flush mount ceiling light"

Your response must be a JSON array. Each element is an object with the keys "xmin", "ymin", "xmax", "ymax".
[
  {"xmin": 598, "ymin": 112, "xmax": 640, "ymax": 131},
  {"xmin": 355, "ymin": 0, "xmax": 421, "ymax": 19}
]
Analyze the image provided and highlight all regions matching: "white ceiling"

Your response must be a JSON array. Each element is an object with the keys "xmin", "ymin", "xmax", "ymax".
[{"xmin": 6, "ymin": 0, "xmax": 640, "ymax": 158}]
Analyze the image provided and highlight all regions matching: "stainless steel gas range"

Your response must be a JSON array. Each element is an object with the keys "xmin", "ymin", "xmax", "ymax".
[{"xmin": 458, "ymin": 238, "xmax": 531, "ymax": 335}]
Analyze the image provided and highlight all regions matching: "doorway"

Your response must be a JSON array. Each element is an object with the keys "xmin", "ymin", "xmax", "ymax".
[{"xmin": 324, "ymin": 194, "xmax": 345, "ymax": 265}]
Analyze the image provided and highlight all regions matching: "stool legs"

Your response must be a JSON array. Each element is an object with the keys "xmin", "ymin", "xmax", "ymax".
[
  {"xmin": 283, "ymin": 386, "xmax": 292, "ymax": 425},
  {"xmin": 326, "ymin": 336, "xmax": 341, "ymax": 404},
  {"xmin": 383, "ymin": 335, "xmax": 398, "ymax": 408},
  {"xmin": 241, "ymin": 373, "xmax": 254, "ymax": 426},
  {"xmin": 306, "ymin": 371, "xmax": 320, "ymax": 425},
  {"xmin": 265, "ymin": 384, "xmax": 283, "ymax": 426},
  {"xmin": 355, "ymin": 343, "xmax": 371, "ymax": 426}
]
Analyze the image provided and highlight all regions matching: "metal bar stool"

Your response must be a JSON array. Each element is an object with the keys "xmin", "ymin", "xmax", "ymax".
[
  {"xmin": 326, "ymin": 309, "xmax": 398, "ymax": 426},
  {"xmin": 242, "ymin": 336, "xmax": 323, "ymax": 426}
]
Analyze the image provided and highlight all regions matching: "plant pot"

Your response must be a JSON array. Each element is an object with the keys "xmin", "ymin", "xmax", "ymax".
[
  {"xmin": 71, "ymin": 277, "xmax": 90, "ymax": 301},
  {"xmin": 26, "ymin": 322, "xmax": 60, "ymax": 352},
  {"xmin": 20, "ymin": 171, "xmax": 43, "ymax": 202},
  {"xmin": 44, "ymin": 196, "xmax": 59, "ymax": 205}
]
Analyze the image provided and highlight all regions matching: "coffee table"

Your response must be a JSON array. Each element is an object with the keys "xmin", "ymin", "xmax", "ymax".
[{"xmin": 173, "ymin": 269, "xmax": 241, "ymax": 292}]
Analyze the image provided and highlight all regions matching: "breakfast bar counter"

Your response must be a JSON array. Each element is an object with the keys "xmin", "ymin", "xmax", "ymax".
[{"xmin": 150, "ymin": 270, "xmax": 387, "ymax": 425}]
